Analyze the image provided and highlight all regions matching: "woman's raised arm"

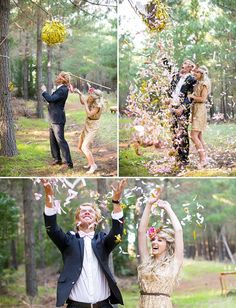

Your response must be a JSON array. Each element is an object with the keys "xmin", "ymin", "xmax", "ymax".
[{"xmin": 138, "ymin": 188, "xmax": 161, "ymax": 263}]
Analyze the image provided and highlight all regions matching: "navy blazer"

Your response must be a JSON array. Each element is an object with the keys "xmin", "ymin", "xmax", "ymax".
[
  {"xmin": 169, "ymin": 73, "xmax": 196, "ymax": 111},
  {"xmin": 42, "ymin": 85, "xmax": 69, "ymax": 124},
  {"xmin": 44, "ymin": 213, "xmax": 124, "ymax": 307}
]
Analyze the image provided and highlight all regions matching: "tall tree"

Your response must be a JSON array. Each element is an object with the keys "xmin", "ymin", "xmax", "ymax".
[
  {"xmin": 36, "ymin": 6, "xmax": 44, "ymax": 118},
  {"xmin": 22, "ymin": 31, "xmax": 30, "ymax": 100},
  {"xmin": 23, "ymin": 179, "xmax": 38, "ymax": 298},
  {"xmin": 0, "ymin": 0, "xmax": 17, "ymax": 156},
  {"xmin": 47, "ymin": 45, "xmax": 53, "ymax": 94}
]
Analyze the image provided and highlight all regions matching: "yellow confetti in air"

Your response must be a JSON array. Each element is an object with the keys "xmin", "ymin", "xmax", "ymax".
[
  {"xmin": 42, "ymin": 20, "xmax": 66, "ymax": 46},
  {"xmin": 121, "ymin": 203, "xmax": 127, "ymax": 209},
  {"xmin": 143, "ymin": 0, "xmax": 169, "ymax": 32},
  {"xmin": 151, "ymin": 186, "xmax": 161, "ymax": 197},
  {"xmin": 114, "ymin": 234, "xmax": 122, "ymax": 244},
  {"xmin": 8, "ymin": 81, "xmax": 14, "ymax": 92}
]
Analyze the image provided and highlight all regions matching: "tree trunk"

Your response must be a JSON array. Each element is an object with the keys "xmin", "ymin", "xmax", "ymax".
[
  {"xmin": 22, "ymin": 31, "xmax": 29, "ymax": 100},
  {"xmin": 217, "ymin": 228, "xmax": 223, "ymax": 262},
  {"xmin": 47, "ymin": 46, "xmax": 53, "ymax": 94},
  {"xmin": 57, "ymin": 44, "xmax": 63, "ymax": 73},
  {"xmin": 36, "ymin": 7, "xmax": 44, "ymax": 118},
  {"xmin": 134, "ymin": 179, "xmax": 145, "ymax": 265},
  {"xmin": 0, "ymin": 0, "xmax": 18, "ymax": 156},
  {"xmin": 23, "ymin": 179, "xmax": 38, "ymax": 298},
  {"xmin": 37, "ymin": 185, "xmax": 45, "ymax": 269},
  {"xmin": 221, "ymin": 226, "xmax": 235, "ymax": 264},
  {"xmin": 10, "ymin": 239, "xmax": 18, "ymax": 270}
]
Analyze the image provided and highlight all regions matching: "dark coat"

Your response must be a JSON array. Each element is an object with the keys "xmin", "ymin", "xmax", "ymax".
[
  {"xmin": 42, "ymin": 85, "xmax": 69, "ymax": 124},
  {"xmin": 44, "ymin": 214, "xmax": 124, "ymax": 307},
  {"xmin": 169, "ymin": 73, "xmax": 196, "ymax": 111}
]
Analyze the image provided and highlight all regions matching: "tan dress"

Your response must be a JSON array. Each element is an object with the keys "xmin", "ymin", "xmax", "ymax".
[
  {"xmin": 138, "ymin": 257, "xmax": 180, "ymax": 308},
  {"xmin": 80, "ymin": 98, "xmax": 102, "ymax": 147},
  {"xmin": 191, "ymin": 81, "xmax": 208, "ymax": 132}
]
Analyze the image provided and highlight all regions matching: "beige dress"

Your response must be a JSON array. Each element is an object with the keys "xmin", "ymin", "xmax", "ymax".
[
  {"xmin": 80, "ymin": 98, "xmax": 102, "ymax": 147},
  {"xmin": 138, "ymin": 257, "xmax": 180, "ymax": 308},
  {"xmin": 191, "ymin": 81, "xmax": 208, "ymax": 132}
]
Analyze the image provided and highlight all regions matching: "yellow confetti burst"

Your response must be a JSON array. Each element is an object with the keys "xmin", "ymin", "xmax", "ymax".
[
  {"xmin": 8, "ymin": 81, "xmax": 14, "ymax": 92},
  {"xmin": 114, "ymin": 234, "xmax": 122, "ymax": 244},
  {"xmin": 42, "ymin": 20, "xmax": 66, "ymax": 46},
  {"xmin": 143, "ymin": 0, "xmax": 169, "ymax": 32}
]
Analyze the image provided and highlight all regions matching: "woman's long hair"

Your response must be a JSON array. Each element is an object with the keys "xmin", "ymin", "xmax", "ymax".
[
  {"xmin": 138, "ymin": 227, "xmax": 175, "ymax": 273},
  {"xmin": 198, "ymin": 65, "xmax": 211, "ymax": 95}
]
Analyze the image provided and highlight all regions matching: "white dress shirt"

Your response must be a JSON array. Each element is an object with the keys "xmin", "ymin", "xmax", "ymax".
[
  {"xmin": 44, "ymin": 206, "xmax": 123, "ymax": 303},
  {"xmin": 172, "ymin": 73, "xmax": 190, "ymax": 105}
]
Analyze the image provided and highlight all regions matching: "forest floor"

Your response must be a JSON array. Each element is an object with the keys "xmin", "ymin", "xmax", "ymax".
[
  {"xmin": 0, "ymin": 93, "xmax": 117, "ymax": 177},
  {"xmin": 0, "ymin": 260, "xmax": 236, "ymax": 307},
  {"xmin": 120, "ymin": 118, "xmax": 236, "ymax": 177}
]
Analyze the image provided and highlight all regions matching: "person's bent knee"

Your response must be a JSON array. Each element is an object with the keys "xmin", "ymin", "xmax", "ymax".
[{"xmin": 81, "ymin": 143, "xmax": 89, "ymax": 154}]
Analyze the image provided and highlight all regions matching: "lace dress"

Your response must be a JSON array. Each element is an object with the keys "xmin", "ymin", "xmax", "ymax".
[
  {"xmin": 137, "ymin": 257, "xmax": 180, "ymax": 308},
  {"xmin": 80, "ymin": 98, "xmax": 102, "ymax": 147},
  {"xmin": 191, "ymin": 81, "xmax": 208, "ymax": 132}
]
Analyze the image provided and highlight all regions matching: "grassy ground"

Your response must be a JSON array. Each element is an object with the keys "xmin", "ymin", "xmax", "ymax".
[
  {"xmin": 0, "ymin": 93, "xmax": 117, "ymax": 177},
  {"xmin": 1, "ymin": 260, "xmax": 234, "ymax": 307},
  {"xmin": 119, "ymin": 117, "xmax": 236, "ymax": 177}
]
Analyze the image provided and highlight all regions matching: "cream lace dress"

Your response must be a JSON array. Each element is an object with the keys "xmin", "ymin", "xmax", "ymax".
[
  {"xmin": 137, "ymin": 257, "xmax": 180, "ymax": 308},
  {"xmin": 80, "ymin": 97, "xmax": 102, "ymax": 147},
  {"xmin": 191, "ymin": 81, "xmax": 208, "ymax": 132}
]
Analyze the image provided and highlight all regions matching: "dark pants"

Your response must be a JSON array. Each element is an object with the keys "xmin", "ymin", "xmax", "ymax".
[
  {"xmin": 170, "ymin": 111, "xmax": 190, "ymax": 164},
  {"xmin": 49, "ymin": 123, "xmax": 73, "ymax": 167}
]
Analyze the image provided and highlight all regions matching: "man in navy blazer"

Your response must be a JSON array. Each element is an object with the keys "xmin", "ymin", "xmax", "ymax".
[
  {"xmin": 41, "ymin": 72, "xmax": 73, "ymax": 169},
  {"xmin": 42, "ymin": 179, "xmax": 127, "ymax": 308},
  {"xmin": 168, "ymin": 60, "xmax": 196, "ymax": 167}
]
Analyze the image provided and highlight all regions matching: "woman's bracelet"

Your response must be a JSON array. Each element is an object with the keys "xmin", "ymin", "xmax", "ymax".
[{"xmin": 112, "ymin": 199, "xmax": 120, "ymax": 204}]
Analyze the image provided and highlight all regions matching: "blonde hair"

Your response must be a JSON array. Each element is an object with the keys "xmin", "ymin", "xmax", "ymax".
[
  {"xmin": 197, "ymin": 65, "xmax": 211, "ymax": 94},
  {"xmin": 74, "ymin": 203, "xmax": 102, "ymax": 230},
  {"xmin": 183, "ymin": 59, "xmax": 195, "ymax": 68},
  {"xmin": 59, "ymin": 71, "xmax": 71, "ymax": 85},
  {"xmin": 139, "ymin": 227, "xmax": 175, "ymax": 273},
  {"xmin": 91, "ymin": 90, "xmax": 104, "ymax": 108},
  {"xmin": 156, "ymin": 228, "xmax": 175, "ymax": 257}
]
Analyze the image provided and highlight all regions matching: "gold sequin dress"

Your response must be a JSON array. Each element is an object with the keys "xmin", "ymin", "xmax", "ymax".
[
  {"xmin": 137, "ymin": 257, "xmax": 180, "ymax": 308},
  {"xmin": 191, "ymin": 81, "xmax": 208, "ymax": 132}
]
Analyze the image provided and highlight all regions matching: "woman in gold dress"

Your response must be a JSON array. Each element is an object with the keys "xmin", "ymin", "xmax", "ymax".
[
  {"xmin": 75, "ymin": 88, "xmax": 103, "ymax": 174},
  {"xmin": 188, "ymin": 66, "xmax": 211, "ymax": 169},
  {"xmin": 138, "ymin": 188, "xmax": 183, "ymax": 308}
]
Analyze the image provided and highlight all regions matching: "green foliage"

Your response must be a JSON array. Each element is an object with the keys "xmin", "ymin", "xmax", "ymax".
[
  {"xmin": 9, "ymin": 1, "xmax": 117, "ymax": 98},
  {"xmin": 0, "ymin": 193, "xmax": 19, "ymax": 280}
]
